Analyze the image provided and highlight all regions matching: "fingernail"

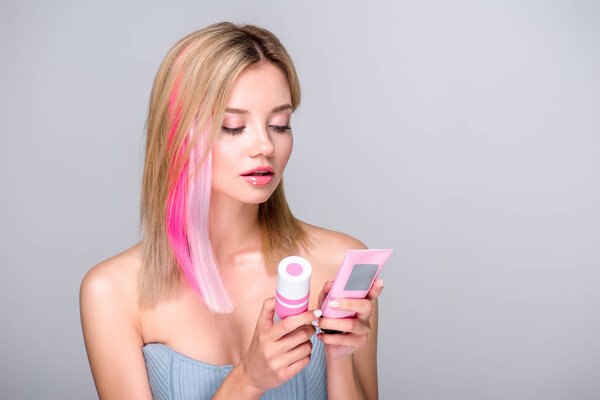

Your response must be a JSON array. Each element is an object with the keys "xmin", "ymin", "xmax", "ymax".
[
  {"xmin": 330, "ymin": 300, "xmax": 340, "ymax": 308},
  {"xmin": 377, "ymin": 278, "xmax": 384, "ymax": 288},
  {"xmin": 311, "ymin": 318, "xmax": 320, "ymax": 327},
  {"xmin": 313, "ymin": 309, "xmax": 322, "ymax": 318}
]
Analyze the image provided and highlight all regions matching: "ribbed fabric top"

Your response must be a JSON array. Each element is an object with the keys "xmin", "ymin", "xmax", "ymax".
[{"xmin": 142, "ymin": 327, "xmax": 327, "ymax": 399}]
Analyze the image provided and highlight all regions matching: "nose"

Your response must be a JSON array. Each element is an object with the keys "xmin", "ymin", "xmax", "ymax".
[{"xmin": 250, "ymin": 124, "xmax": 274, "ymax": 158}]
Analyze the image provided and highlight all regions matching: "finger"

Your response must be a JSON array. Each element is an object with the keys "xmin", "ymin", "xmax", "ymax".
[
  {"xmin": 256, "ymin": 296, "xmax": 276, "ymax": 330},
  {"xmin": 278, "ymin": 324, "xmax": 317, "ymax": 352},
  {"xmin": 280, "ymin": 335, "xmax": 314, "ymax": 368},
  {"xmin": 270, "ymin": 309, "xmax": 316, "ymax": 341},
  {"xmin": 328, "ymin": 298, "xmax": 375, "ymax": 321},
  {"xmin": 317, "ymin": 316, "xmax": 370, "ymax": 335},
  {"xmin": 366, "ymin": 278, "xmax": 384, "ymax": 300},
  {"xmin": 318, "ymin": 331, "xmax": 369, "ymax": 347},
  {"xmin": 284, "ymin": 351, "xmax": 312, "ymax": 380},
  {"xmin": 317, "ymin": 280, "xmax": 334, "ymax": 309}
]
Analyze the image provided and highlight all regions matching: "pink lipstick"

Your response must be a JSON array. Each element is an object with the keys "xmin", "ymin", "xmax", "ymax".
[{"xmin": 241, "ymin": 165, "xmax": 275, "ymax": 186}]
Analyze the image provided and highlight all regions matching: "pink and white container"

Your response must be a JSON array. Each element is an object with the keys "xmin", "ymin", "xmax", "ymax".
[
  {"xmin": 274, "ymin": 256, "xmax": 312, "ymax": 324},
  {"xmin": 321, "ymin": 249, "xmax": 393, "ymax": 320}
]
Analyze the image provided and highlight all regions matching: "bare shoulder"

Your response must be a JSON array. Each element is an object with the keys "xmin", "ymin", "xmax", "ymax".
[
  {"xmin": 79, "ymin": 242, "xmax": 153, "ymax": 398},
  {"xmin": 80, "ymin": 242, "xmax": 142, "ymax": 305},
  {"xmin": 79, "ymin": 241, "xmax": 143, "ymax": 338},
  {"xmin": 298, "ymin": 219, "xmax": 368, "ymax": 252},
  {"xmin": 297, "ymin": 220, "xmax": 368, "ymax": 277}
]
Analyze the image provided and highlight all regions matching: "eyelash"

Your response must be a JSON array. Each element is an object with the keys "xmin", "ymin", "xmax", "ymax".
[{"xmin": 221, "ymin": 125, "xmax": 292, "ymax": 136}]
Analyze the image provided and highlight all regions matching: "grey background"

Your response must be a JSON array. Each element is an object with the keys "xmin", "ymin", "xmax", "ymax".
[{"xmin": 1, "ymin": 0, "xmax": 599, "ymax": 399}]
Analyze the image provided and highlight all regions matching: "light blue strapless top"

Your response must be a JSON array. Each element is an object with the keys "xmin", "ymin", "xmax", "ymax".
[{"xmin": 142, "ymin": 328, "xmax": 327, "ymax": 399}]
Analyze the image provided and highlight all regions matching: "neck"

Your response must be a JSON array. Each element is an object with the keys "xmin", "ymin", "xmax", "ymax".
[{"xmin": 208, "ymin": 191, "xmax": 262, "ymax": 264}]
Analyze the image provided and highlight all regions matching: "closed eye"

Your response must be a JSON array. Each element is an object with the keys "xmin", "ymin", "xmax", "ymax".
[
  {"xmin": 221, "ymin": 125, "xmax": 292, "ymax": 136},
  {"xmin": 272, "ymin": 125, "xmax": 292, "ymax": 133},
  {"xmin": 221, "ymin": 126, "xmax": 244, "ymax": 135}
]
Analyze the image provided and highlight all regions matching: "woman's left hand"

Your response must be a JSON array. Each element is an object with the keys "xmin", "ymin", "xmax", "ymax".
[{"xmin": 313, "ymin": 278, "xmax": 383, "ymax": 359}]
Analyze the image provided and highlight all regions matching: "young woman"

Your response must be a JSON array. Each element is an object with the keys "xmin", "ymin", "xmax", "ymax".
[{"xmin": 80, "ymin": 21, "xmax": 383, "ymax": 400}]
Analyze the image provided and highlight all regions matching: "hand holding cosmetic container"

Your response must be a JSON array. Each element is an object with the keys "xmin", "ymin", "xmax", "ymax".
[{"xmin": 320, "ymin": 249, "xmax": 393, "ymax": 334}]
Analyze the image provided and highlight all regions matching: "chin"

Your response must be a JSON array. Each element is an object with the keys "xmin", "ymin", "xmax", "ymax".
[
  {"xmin": 245, "ymin": 192, "xmax": 275, "ymax": 205},
  {"xmin": 216, "ymin": 188, "xmax": 274, "ymax": 205}
]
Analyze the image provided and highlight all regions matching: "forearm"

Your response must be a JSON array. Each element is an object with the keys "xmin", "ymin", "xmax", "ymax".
[
  {"xmin": 326, "ymin": 354, "xmax": 367, "ymax": 400},
  {"xmin": 212, "ymin": 363, "xmax": 264, "ymax": 400}
]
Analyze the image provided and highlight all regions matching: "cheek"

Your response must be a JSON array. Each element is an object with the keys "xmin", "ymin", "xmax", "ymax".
[
  {"xmin": 210, "ymin": 144, "xmax": 229, "ymax": 178},
  {"xmin": 281, "ymin": 135, "xmax": 293, "ymax": 164},
  {"xmin": 273, "ymin": 138, "xmax": 292, "ymax": 175}
]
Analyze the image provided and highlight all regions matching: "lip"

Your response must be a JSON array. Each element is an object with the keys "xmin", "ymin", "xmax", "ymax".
[
  {"xmin": 242, "ymin": 174, "xmax": 274, "ymax": 185},
  {"xmin": 241, "ymin": 166, "xmax": 275, "ymax": 176}
]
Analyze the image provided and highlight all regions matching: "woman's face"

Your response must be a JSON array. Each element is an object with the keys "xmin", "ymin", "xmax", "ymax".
[{"xmin": 211, "ymin": 62, "xmax": 294, "ymax": 204}]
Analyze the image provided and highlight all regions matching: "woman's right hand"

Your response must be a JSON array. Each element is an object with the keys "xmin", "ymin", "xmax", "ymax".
[{"xmin": 239, "ymin": 296, "xmax": 317, "ymax": 393}]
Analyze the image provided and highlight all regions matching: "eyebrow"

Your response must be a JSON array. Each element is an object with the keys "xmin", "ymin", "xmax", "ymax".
[{"xmin": 225, "ymin": 104, "xmax": 293, "ymax": 114}]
